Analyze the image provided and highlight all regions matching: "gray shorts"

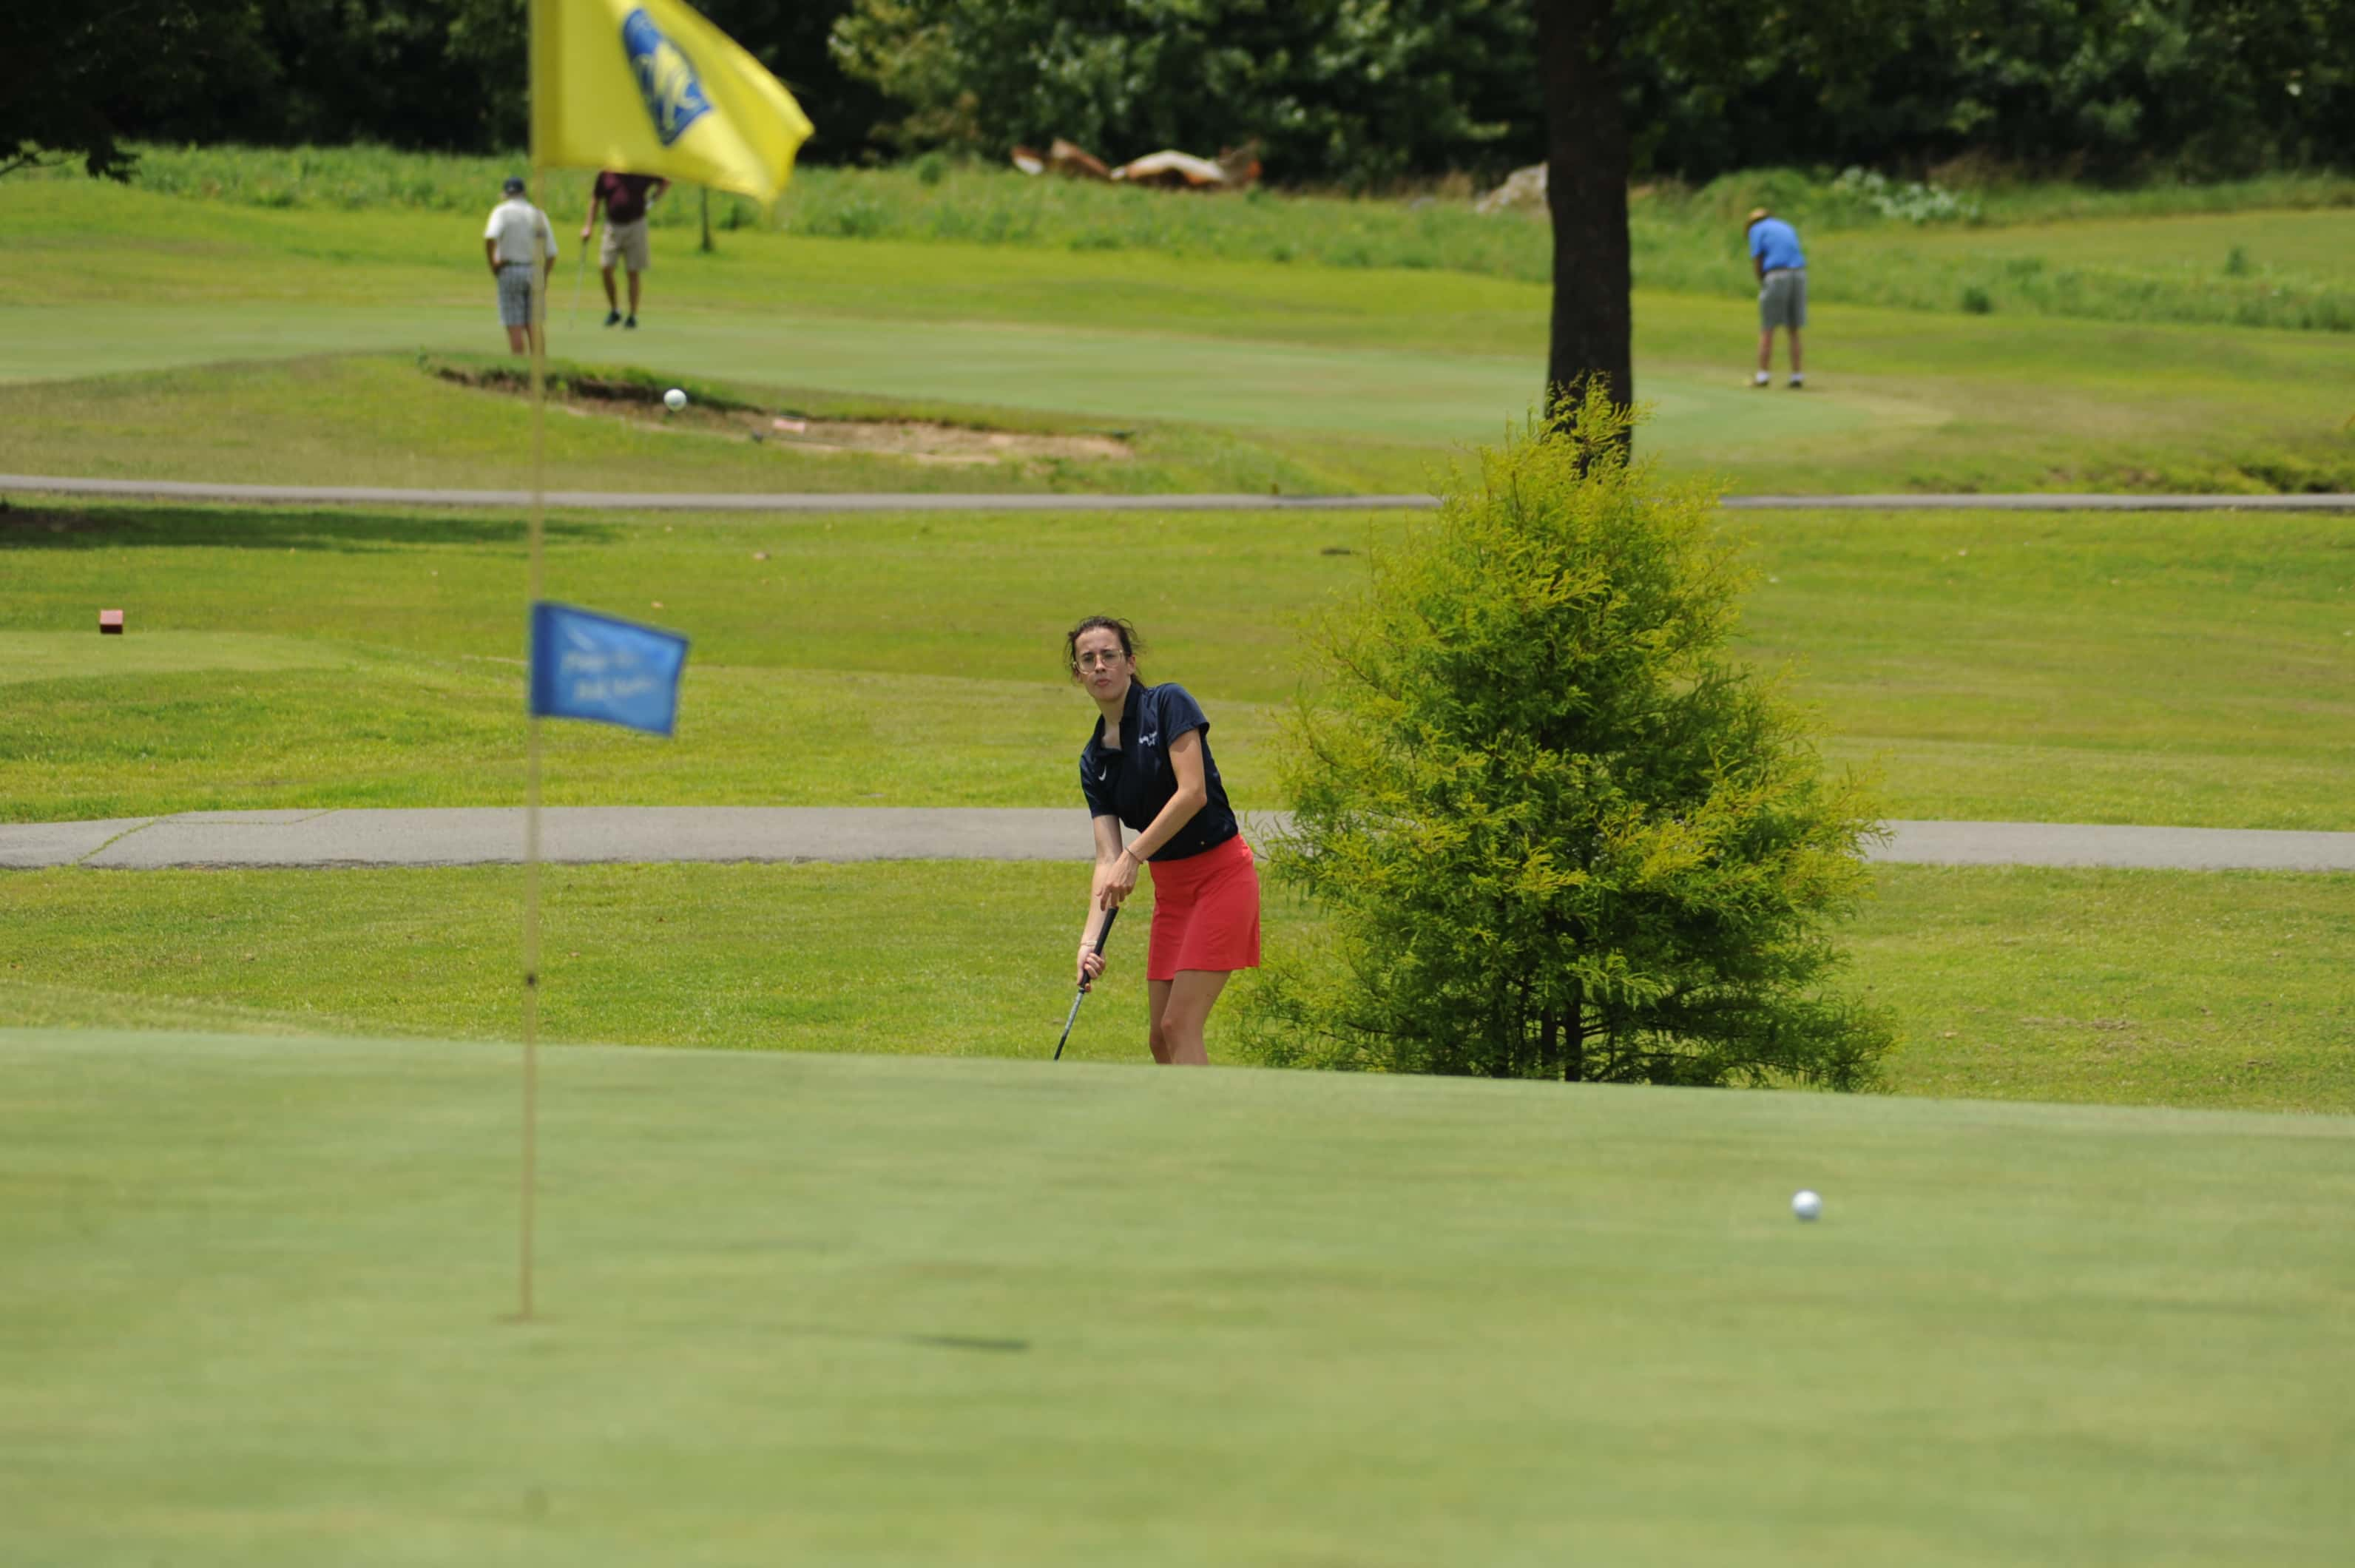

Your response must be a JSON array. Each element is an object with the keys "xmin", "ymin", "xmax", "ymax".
[
  {"xmin": 496, "ymin": 263, "xmax": 537, "ymax": 328},
  {"xmin": 1760, "ymin": 268, "xmax": 1807, "ymax": 331}
]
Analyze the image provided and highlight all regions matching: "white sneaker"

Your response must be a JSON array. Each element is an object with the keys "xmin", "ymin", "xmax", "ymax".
[
  {"xmin": 1788, "ymin": 374, "xmax": 1805, "ymax": 389},
  {"xmin": 1751, "ymin": 371, "xmax": 1770, "ymax": 388}
]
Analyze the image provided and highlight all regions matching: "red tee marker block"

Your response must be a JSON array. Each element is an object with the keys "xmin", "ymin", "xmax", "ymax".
[{"xmin": 98, "ymin": 609, "xmax": 125, "ymax": 635}]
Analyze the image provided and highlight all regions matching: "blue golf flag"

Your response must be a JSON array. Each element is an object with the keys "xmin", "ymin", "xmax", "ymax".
[{"xmin": 530, "ymin": 601, "xmax": 689, "ymax": 734}]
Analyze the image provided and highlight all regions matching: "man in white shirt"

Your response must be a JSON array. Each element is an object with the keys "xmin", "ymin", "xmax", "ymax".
[{"xmin": 483, "ymin": 175, "xmax": 558, "ymax": 356}]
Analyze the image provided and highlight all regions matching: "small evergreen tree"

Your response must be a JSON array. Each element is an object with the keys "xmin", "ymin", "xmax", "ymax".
[{"xmin": 1243, "ymin": 388, "xmax": 1893, "ymax": 1088}]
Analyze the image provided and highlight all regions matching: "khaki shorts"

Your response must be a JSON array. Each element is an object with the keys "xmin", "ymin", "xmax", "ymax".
[
  {"xmin": 600, "ymin": 217, "xmax": 651, "ymax": 272},
  {"xmin": 1760, "ymin": 268, "xmax": 1807, "ymax": 331}
]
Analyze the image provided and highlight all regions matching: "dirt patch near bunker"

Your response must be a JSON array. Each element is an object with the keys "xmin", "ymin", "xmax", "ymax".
[
  {"xmin": 742, "ymin": 417, "xmax": 1130, "ymax": 466},
  {"xmin": 432, "ymin": 359, "xmax": 1133, "ymax": 467}
]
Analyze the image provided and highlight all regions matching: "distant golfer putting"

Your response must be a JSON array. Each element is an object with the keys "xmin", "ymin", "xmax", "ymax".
[
  {"xmin": 1746, "ymin": 206, "xmax": 1806, "ymax": 389},
  {"xmin": 1068, "ymin": 616, "xmax": 1261, "ymax": 1067},
  {"xmin": 483, "ymin": 175, "xmax": 558, "ymax": 358},
  {"xmin": 581, "ymin": 170, "xmax": 669, "ymax": 331}
]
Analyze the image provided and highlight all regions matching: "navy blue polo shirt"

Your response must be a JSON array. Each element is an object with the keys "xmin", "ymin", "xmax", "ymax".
[{"xmin": 1078, "ymin": 680, "xmax": 1240, "ymax": 862}]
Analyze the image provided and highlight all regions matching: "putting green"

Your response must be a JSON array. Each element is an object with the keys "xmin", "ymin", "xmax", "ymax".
[
  {"xmin": 0, "ymin": 301, "xmax": 1908, "ymax": 453},
  {"xmin": 3, "ymin": 1028, "xmax": 2349, "ymax": 1565}
]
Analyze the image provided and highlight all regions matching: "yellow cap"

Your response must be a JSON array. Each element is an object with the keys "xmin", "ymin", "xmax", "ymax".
[{"xmin": 1746, "ymin": 206, "xmax": 1771, "ymax": 225}]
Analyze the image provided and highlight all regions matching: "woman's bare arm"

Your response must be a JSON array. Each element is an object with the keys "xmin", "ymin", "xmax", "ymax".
[
  {"xmin": 1084, "ymin": 814, "xmax": 1125, "ymax": 936},
  {"xmin": 1125, "ymin": 730, "xmax": 1209, "ymax": 861},
  {"xmin": 1092, "ymin": 730, "xmax": 1209, "ymax": 914}
]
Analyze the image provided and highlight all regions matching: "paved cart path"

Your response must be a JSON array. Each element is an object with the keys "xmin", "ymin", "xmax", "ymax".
[
  {"xmin": 5, "ymin": 808, "xmax": 2352, "ymax": 872},
  {"xmin": 5, "ymin": 474, "xmax": 2353, "ymax": 513}
]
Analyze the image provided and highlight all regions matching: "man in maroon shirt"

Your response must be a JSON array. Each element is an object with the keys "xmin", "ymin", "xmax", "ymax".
[{"xmin": 581, "ymin": 170, "xmax": 671, "ymax": 329}]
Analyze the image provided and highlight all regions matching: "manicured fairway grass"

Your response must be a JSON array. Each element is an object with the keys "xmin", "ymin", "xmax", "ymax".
[
  {"xmin": 7, "ymin": 500, "xmax": 2351, "ymax": 830},
  {"xmin": 4, "ymin": 862, "xmax": 2349, "ymax": 1112},
  {"xmin": 2, "ymin": 1027, "xmax": 2350, "ymax": 1566},
  {"xmin": 9, "ymin": 176, "xmax": 2354, "ymax": 493}
]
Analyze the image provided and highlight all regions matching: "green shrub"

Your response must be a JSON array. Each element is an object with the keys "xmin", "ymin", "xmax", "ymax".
[
  {"xmin": 1961, "ymin": 285, "xmax": 1995, "ymax": 314},
  {"xmin": 1241, "ymin": 389, "xmax": 1893, "ymax": 1087}
]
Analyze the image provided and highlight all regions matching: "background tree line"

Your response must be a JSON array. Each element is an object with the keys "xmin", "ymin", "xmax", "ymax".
[{"xmin": 10, "ymin": 0, "xmax": 2348, "ymax": 186}]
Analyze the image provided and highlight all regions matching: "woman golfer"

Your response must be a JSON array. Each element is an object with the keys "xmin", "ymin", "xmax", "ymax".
[{"xmin": 1068, "ymin": 616, "xmax": 1260, "ymax": 1066}]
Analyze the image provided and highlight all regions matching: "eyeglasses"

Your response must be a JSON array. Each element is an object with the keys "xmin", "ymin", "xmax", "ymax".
[{"xmin": 1075, "ymin": 651, "xmax": 1126, "ymax": 669}]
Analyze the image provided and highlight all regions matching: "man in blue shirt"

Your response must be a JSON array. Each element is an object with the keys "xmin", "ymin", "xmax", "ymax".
[{"xmin": 1746, "ymin": 206, "xmax": 1806, "ymax": 389}]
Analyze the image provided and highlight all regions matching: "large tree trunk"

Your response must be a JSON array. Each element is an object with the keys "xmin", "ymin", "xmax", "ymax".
[{"xmin": 1536, "ymin": 0, "xmax": 1634, "ymax": 438}]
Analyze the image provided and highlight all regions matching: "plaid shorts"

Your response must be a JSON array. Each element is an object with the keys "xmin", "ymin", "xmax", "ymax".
[{"xmin": 496, "ymin": 263, "xmax": 537, "ymax": 328}]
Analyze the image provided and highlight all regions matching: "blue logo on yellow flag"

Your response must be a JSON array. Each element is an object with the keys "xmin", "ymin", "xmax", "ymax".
[
  {"xmin": 621, "ymin": 8, "xmax": 713, "ymax": 146},
  {"xmin": 530, "ymin": 602, "xmax": 689, "ymax": 735}
]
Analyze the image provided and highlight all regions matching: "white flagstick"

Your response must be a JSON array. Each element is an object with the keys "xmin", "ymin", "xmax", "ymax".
[{"xmin": 518, "ymin": 166, "xmax": 552, "ymax": 1325}]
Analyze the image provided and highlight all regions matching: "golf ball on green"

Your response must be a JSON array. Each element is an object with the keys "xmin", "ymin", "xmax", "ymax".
[
  {"xmin": 1791, "ymin": 1189, "xmax": 1822, "ymax": 1222},
  {"xmin": 663, "ymin": 388, "xmax": 688, "ymax": 411}
]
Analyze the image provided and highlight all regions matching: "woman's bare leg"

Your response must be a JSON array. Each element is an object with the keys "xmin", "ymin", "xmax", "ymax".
[
  {"xmin": 1145, "ymin": 980, "xmax": 1175, "ymax": 1064},
  {"xmin": 1147, "ymin": 970, "xmax": 1229, "ymax": 1066}
]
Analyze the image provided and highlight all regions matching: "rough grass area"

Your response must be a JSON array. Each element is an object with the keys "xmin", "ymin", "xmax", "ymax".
[
  {"xmin": 2, "ymin": 862, "xmax": 2349, "ymax": 1113},
  {"xmin": 4, "ymin": 501, "xmax": 2350, "ymax": 830},
  {"xmin": 2, "ymin": 1028, "xmax": 2350, "ymax": 1565},
  {"xmin": 1850, "ymin": 868, "xmax": 2355, "ymax": 1112}
]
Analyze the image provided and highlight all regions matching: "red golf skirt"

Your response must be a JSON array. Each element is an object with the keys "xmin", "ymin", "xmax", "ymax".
[{"xmin": 1146, "ymin": 834, "xmax": 1262, "ymax": 981}]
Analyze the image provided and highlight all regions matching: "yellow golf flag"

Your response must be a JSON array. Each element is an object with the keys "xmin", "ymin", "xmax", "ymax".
[{"xmin": 531, "ymin": 0, "xmax": 814, "ymax": 206}]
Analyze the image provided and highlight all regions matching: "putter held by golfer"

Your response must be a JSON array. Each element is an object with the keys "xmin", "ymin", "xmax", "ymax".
[{"xmin": 1053, "ymin": 905, "xmax": 1120, "ymax": 1061}]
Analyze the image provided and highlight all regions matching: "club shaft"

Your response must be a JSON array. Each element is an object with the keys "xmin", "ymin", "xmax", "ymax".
[{"xmin": 1053, "ymin": 904, "xmax": 1121, "ymax": 1061}]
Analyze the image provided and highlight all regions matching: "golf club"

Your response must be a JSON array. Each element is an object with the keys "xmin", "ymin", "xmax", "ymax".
[{"xmin": 1053, "ymin": 905, "xmax": 1121, "ymax": 1061}]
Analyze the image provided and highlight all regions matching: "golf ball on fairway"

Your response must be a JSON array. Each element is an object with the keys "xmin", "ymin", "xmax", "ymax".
[
  {"xmin": 1791, "ymin": 1189, "xmax": 1823, "ymax": 1222},
  {"xmin": 663, "ymin": 388, "xmax": 687, "ymax": 411}
]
